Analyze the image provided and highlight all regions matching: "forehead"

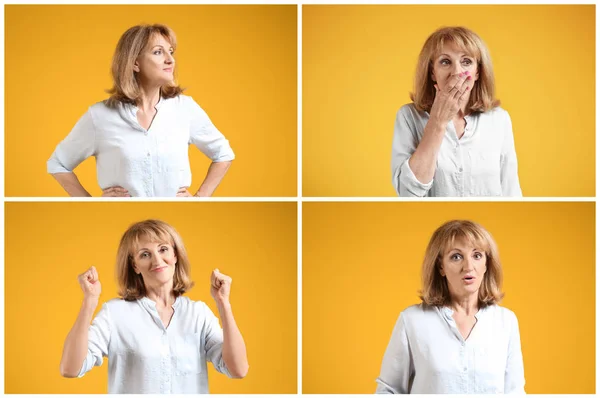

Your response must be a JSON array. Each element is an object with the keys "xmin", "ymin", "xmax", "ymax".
[
  {"xmin": 147, "ymin": 33, "xmax": 173, "ymax": 49},
  {"xmin": 436, "ymin": 42, "xmax": 471, "ymax": 57},
  {"xmin": 442, "ymin": 232, "xmax": 489, "ymax": 254},
  {"xmin": 131, "ymin": 230, "xmax": 173, "ymax": 251}
]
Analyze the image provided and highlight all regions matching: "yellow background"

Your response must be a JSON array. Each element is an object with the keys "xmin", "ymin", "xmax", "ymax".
[
  {"xmin": 5, "ymin": 202, "xmax": 297, "ymax": 393},
  {"xmin": 5, "ymin": 5, "xmax": 297, "ymax": 197},
  {"xmin": 303, "ymin": 202, "xmax": 595, "ymax": 393},
  {"xmin": 303, "ymin": 5, "xmax": 595, "ymax": 197}
]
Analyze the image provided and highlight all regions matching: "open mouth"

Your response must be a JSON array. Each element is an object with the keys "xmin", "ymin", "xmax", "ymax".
[{"xmin": 463, "ymin": 276, "xmax": 476, "ymax": 284}]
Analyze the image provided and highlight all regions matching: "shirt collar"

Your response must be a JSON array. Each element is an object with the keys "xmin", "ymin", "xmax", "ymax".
[
  {"xmin": 127, "ymin": 94, "xmax": 165, "ymax": 116},
  {"xmin": 441, "ymin": 304, "xmax": 489, "ymax": 320},
  {"xmin": 139, "ymin": 295, "xmax": 180, "ymax": 312}
]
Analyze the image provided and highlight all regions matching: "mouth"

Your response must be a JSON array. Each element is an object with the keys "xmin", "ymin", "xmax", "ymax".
[
  {"xmin": 463, "ymin": 275, "xmax": 476, "ymax": 285},
  {"xmin": 152, "ymin": 266, "xmax": 168, "ymax": 272},
  {"xmin": 163, "ymin": 68, "xmax": 173, "ymax": 72}
]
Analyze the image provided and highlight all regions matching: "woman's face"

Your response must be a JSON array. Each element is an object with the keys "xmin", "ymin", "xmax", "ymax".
[
  {"xmin": 134, "ymin": 34, "xmax": 175, "ymax": 86},
  {"xmin": 439, "ymin": 237, "xmax": 487, "ymax": 299},
  {"xmin": 132, "ymin": 238, "xmax": 177, "ymax": 289},
  {"xmin": 431, "ymin": 42, "xmax": 479, "ymax": 91}
]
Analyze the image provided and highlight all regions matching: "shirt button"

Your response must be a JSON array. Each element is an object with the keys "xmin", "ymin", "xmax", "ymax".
[
  {"xmin": 147, "ymin": 152, "xmax": 151, "ymax": 157},
  {"xmin": 464, "ymin": 367, "xmax": 468, "ymax": 371},
  {"xmin": 459, "ymin": 167, "xmax": 463, "ymax": 172}
]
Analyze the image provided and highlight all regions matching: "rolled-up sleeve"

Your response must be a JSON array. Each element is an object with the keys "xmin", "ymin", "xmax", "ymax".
[
  {"xmin": 47, "ymin": 109, "xmax": 96, "ymax": 174},
  {"xmin": 78, "ymin": 303, "xmax": 111, "ymax": 378},
  {"xmin": 376, "ymin": 313, "xmax": 414, "ymax": 393},
  {"xmin": 504, "ymin": 311, "xmax": 526, "ymax": 394},
  {"xmin": 500, "ymin": 111, "xmax": 522, "ymax": 197},
  {"xmin": 202, "ymin": 303, "xmax": 232, "ymax": 377},
  {"xmin": 186, "ymin": 97, "xmax": 235, "ymax": 162},
  {"xmin": 391, "ymin": 107, "xmax": 433, "ymax": 197}
]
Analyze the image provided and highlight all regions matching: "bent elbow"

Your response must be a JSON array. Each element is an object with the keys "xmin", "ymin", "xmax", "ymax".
[
  {"xmin": 230, "ymin": 364, "xmax": 249, "ymax": 379},
  {"xmin": 59, "ymin": 362, "xmax": 80, "ymax": 378}
]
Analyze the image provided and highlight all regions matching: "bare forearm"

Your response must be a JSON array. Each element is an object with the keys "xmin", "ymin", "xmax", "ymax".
[
  {"xmin": 217, "ymin": 301, "xmax": 248, "ymax": 378},
  {"xmin": 195, "ymin": 161, "xmax": 231, "ymax": 197},
  {"xmin": 408, "ymin": 119, "xmax": 446, "ymax": 184},
  {"xmin": 60, "ymin": 298, "xmax": 98, "ymax": 377},
  {"xmin": 52, "ymin": 172, "xmax": 92, "ymax": 197}
]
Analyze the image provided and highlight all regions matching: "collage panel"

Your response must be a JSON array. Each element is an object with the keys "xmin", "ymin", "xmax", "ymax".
[
  {"xmin": 303, "ymin": 202, "xmax": 594, "ymax": 393},
  {"xmin": 303, "ymin": 5, "xmax": 594, "ymax": 197},
  {"xmin": 5, "ymin": 202, "xmax": 297, "ymax": 393},
  {"xmin": 5, "ymin": 4, "xmax": 297, "ymax": 197}
]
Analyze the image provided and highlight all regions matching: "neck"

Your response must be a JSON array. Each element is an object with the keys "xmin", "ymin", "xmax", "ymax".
[
  {"xmin": 449, "ymin": 293, "xmax": 479, "ymax": 316},
  {"xmin": 136, "ymin": 82, "xmax": 162, "ymax": 112},
  {"xmin": 145, "ymin": 282, "xmax": 175, "ymax": 309}
]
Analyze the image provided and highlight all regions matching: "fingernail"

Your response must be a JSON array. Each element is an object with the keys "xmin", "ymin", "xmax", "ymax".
[
  {"xmin": 467, "ymin": 76, "xmax": 472, "ymax": 80},
  {"xmin": 465, "ymin": 71, "xmax": 470, "ymax": 75},
  {"xmin": 458, "ymin": 72, "xmax": 463, "ymax": 77}
]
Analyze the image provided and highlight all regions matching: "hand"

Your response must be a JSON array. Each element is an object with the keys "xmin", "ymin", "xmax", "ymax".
[
  {"xmin": 101, "ymin": 186, "xmax": 130, "ymax": 197},
  {"xmin": 176, "ymin": 187, "xmax": 193, "ymax": 197},
  {"xmin": 210, "ymin": 268, "xmax": 232, "ymax": 305},
  {"xmin": 77, "ymin": 266, "xmax": 101, "ymax": 300},
  {"xmin": 430, "ymin": 72, "xmax": 473, "ymax": 126}
]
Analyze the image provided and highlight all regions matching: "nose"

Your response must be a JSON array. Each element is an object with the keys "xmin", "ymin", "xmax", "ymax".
[
  {"xmin": 451, "ymin": 61, "xmax": 462, "ymax": 76},
  {"xmin": 464, "ymin": 257, "xmax": 476, "ymax": 272},
  {"xmin": 165, "ymin": 53, "xmax": 174, "ymax": 64}
]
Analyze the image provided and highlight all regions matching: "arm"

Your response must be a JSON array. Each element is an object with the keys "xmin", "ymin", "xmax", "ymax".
[
  {"xmin": 500, "ymin": 111, "xmax": 523, "ymax": 197},
  {"xmin": 47, "ymin": 109, "xmax": 96, "ymax": 197},
  {"xmin": 60, "ymin": 266, "xmax": 109, "ymax": 378},
  {"xmin": 375, "ymin": 313, "xmax": 414, "ymax": 394},
  {"xmin": 186, "ymin": 96, "xmax": 235, "ymax": 196},
  {"xmin": 195, "ymin": 161, "xmax": 232, "ymax": 197},
  {"xmin": 504, "ymin": 312, "xmax": 526, "ymax": 393},
  {"xmin": 209, "ymin": 269, "xmax": 249, "ymax": 378},
  {"xmin": 60, "ymin": 297, "xmax": 98, "ymax": 376},
  {"xmin": 52, "ymin": 173, "xmax": 92, "ymax": 197}
]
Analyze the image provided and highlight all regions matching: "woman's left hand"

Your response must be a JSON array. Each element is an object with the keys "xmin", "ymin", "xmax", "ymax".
[
  {"xmin": 211, "ymin": 268, "xmax": 232, "ymax": 305},
  {"xmin": 176, "ymin": 187, "xmax": 193, "ymax": 197}
]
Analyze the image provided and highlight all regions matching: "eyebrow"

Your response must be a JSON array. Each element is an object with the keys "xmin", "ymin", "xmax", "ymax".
[
  {"xmin": 151, "ymin": 45, "xmax": 174, "ymax": 50},
  {"xmin": 136, "ymin": 242, "xmax": 169, "ymax": 253},
  {"xmin": 438, "ymin": 53, "xmax": 471, "ymax": 58}
]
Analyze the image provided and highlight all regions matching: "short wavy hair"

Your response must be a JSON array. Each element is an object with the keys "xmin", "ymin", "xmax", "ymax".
[
  {"xmin": 106, "ymin": 24, "xmax": 184, "ymax": 108},
  {"xmin": 419, "ymin": 220, "xmax": 504, "ymax": 307},
  {"xmin": 116, "ymin": 219, "xmax": 194, "ymax": 301},
  {"xmin": 410, "ymin": 26, "xmax": 500, "ymax": 113}
]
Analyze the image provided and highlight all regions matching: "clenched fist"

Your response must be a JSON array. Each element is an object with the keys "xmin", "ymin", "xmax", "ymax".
[
  {"xmin": 77, "ymin": 266, "xmax": 101, "ymax": 300},
  {"xmin": 210, "ymin": 268, "xmax": 232, "ymax": 305}
]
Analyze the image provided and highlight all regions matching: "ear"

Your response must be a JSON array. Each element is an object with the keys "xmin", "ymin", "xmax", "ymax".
[
  {"xmin": 439, "ymin": 264, "xmax": 446, "ymax": 277},
  {"xmin": 133, "ymin": 60, "xmax": 140, "ymax": 73},
  {"xmin": 131, "ymin": 262, "xmax": 141, "ymax": 275}
]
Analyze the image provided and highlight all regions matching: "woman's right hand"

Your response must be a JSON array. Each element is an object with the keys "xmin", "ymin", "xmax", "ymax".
[
  {"xmin": 101, "ymin": 186, "xmax": 130, "ymax": 197},
  {"xmin": 429, "ymin": 72, "xmax": 472, "ymax": 126},
  {"xmin": 77, "ymin": 266, "xmax": 101, "ymax": 300}
]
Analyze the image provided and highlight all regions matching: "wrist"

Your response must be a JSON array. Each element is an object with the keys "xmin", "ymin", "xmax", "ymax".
[
  {"xmin": 216, "ymin": 300, "xmax": 232, "ymax": 312},
  {"xmin": 83, "ymin": 296, "xmax": 99, "ymax": 309}
]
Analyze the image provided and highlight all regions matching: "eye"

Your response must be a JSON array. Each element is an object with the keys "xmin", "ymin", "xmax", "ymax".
[
  {"xmin": 440, "ymin": 58, "xmax": 450, "ymax": 66},
  {"xmin": 140, "ymin": 252, "xmax": 150, "ymax": 258},
  {"xmin": 473, "ymin": 252, "xmax": 483, "ymax": 260},
  {"xmin": 462, "ymin": 58, "xmax": 473, "ymax": 65},
  {"xmin": 153, "ymin": 49, "xmax": 162, "ymax": 55},
  {"xmin": 159, "ymin": 246, "xmax": 169, "ymax": 253},
  {"xmin": 450, "ymin": 253, "xmax": 463, "ymax": 261}
]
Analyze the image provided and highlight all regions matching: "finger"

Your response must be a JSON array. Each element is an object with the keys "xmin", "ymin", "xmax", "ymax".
[
  {"xmin": 447, "ymin": 72, "xmax": 468, "ymax": 92},
  {"xmin": 91, "ymin": 266, "xmax": 99, "ymax": 283}
]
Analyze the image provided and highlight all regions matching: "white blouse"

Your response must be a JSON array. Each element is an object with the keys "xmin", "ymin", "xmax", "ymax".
[
  {"xmin": 78, "ymin": 296, "xmax": 231, "ymax": 394},
  {"xmin": 376, "ymin": 304, "xmax": 525, "ymax": 394},
  {"xmin": 47, "ymin": 95, "xmax": 234, "ymax": 197},
  {"xmin": 391, "ymin": 103, "xmax": 522, "ymax": 197}
]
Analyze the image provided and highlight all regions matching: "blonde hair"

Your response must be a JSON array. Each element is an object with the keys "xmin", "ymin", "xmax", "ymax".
[
  {"xmin": 106, "ymin": 24, "xmax": 184, "ymax": 108},
  {"xmin": 116, "ymin": 219, "xmax": 194, "ymax": 301},
  {"xmin": 419, "ymin": 220, "xmax": 504, "ymax": 307},
  {"xmin": 410, "ymin": 26, "xmax": 500, "ymax": 113}
]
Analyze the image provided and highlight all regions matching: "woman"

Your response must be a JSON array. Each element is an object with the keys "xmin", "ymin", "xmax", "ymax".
[
  {"xmin": 376, "ymin": 220, "xmax": 525, "ymax": 394},
  {"xmin": 47, "ymin": 24, "xmax": 234, "ymax": 197},
  {"xmin": 59, "ymin": 220, "xmax": 248, "ymax": 393},
  {"xmin": 391, "ymin": 27, "xmax": 521, "ymax": 197}
]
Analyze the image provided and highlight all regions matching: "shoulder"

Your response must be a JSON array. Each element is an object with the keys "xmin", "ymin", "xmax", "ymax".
[
  {"xmin": 481, "ymin": 106, "xmax": 511, "ymax": 123},
  {"xmin": 484, "ymin": 304, "xmax": 519, "ymax": 324},
  {"xmin": 397, "ymin": 103, "xmax": 424, "ymax": 119},
  {"xmin": 399, "ymin": 303, "xmax": 435, "ymax": 322},
  {"xmin": 103, "ymin": 297, "xmax": 137, "ymax": 312},
  {"xmin": 178, "ymin": 296, "xmax": 214, "ymax": 315}
]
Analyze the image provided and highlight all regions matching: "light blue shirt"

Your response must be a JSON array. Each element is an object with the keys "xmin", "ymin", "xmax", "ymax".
[
  {"xmin": 47, "ymin": 95, "xmax": 234, "ymax": 197},
  {"xmin": 376, "ymin": 304, "xmax": 525, "ymax": 394},
  {"xmin": 391, "ymin": 104, "xmax": 522, "ymax": 197},
  {"xmin": 79, "ymin": 296, "xmax": 231, "ymax": 394}
]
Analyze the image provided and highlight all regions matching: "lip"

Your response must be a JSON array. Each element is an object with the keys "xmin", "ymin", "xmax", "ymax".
[
  {"xmin": 163, "ymin": 68, "xmax": 173, "ymax": 72},
  {"xmin": 152, "ymin": 266, "xmax": 168, "ymax": 272},
  {"xmin": 463, "ymin": 275, "xmax": 476, "ymax": 285}
]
